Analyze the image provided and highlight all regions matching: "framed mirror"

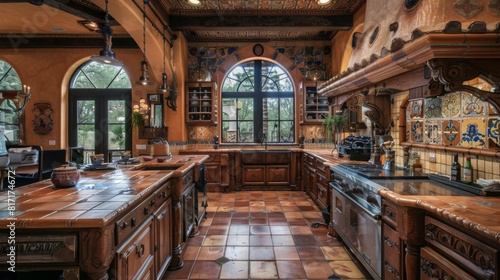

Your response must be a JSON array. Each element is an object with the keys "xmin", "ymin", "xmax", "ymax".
[{"xmin": 148, "ymin": 93, "xmax": 163, "ymax": 128}]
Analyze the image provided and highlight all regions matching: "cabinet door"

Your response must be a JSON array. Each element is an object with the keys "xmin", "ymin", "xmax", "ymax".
[
  {"xmin": 266, "ymin": 165, "xmax": 289, "ymax": 185},
  {"xmin": 205, "ymin": 163, "xmax": 222, "ymax": 186},
  {"xmin": 186, "ymin": 82, "xmax": 216, "ymax": 125},
  {"xmin": 115, "ymin": 217, "xmax": 154, "ymax": 280},
  {"xmin": 242, "ymin": 166, "xmax": 266, "ymax": 185},
  {"xmin": 154, "ymin": 198, "xmax": 172, "ymax": 280}
]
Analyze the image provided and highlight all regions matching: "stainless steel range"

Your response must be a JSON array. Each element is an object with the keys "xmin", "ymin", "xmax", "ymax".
[{"xmin": 329, "ymin": 164, "xmax": 482, "ymax": 280}]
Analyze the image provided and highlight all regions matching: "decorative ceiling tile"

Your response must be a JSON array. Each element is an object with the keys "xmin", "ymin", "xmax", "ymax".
[{"xmin": 453, "ymin": 0, "xmax": 483, "ymax": 19}]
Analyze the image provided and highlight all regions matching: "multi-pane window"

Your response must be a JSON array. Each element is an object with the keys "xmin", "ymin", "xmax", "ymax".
[
  {"xmin": 221, "ymin": 60, "xmax": 294, "ymax": 143},
  {"xmin": 0, "ymin": 60, "xmax": 22, "ymax": 144}
]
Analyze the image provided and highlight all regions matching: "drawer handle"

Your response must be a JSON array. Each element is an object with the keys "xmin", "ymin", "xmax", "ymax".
[
  {"xmin": 384, "ymin": 235, "xmax": 399, "ymax": 250},
  {"xmin": 162, "ymin": 191, "xmax": 167, "ymax": 197},
  {"xmin": 131, "ymin": 218, "xmax": 136, "ymax": 227},
  {"xmin": 136, "ymin": 244, "xmax": 145, "ymax": 258},
  {"xmin": 144, "ymin": 207, "xmax": 149, "ymax": 215},
  {"xmin": 384, "ymin": 261, "xmax": 399, "ymax": 276},
  {"xmin": 120, "ymin": 222, "xmax": 128, "ymax": 230},
  {"xmin": 386, "ymin": 210, "xmax": 394, "ymax": 218},
  {"xmin": 149, "ymin": 200, "xmax": 155, "ymax": 206}
]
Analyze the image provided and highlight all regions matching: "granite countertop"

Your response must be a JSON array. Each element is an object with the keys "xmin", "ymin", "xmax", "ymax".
[{"xmin": 0, "ymin": 154, "xmax": 207, "ymax": 229}]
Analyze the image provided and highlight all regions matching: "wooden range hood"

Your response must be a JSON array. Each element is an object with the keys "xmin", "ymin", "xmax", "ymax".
[{"xmin": 319, "ymin": 21, "xmax": 500, "ymax": 111}]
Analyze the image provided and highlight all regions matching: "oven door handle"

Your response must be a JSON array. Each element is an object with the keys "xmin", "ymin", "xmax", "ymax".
[{"xmin": 331, "ymin": 182, "xmax": 382, "ymax": 221}]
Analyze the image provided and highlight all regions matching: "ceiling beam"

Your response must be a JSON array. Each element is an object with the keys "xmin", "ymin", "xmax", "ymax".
[{"xmin": 169, "ymin": 15, "xmax": 353, "ymax": 32}]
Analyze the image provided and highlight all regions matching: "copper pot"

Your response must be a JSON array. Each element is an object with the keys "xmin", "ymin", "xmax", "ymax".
[{"xmin": 51, "ymin": 167, "xmax": 80, "ymax": 188}]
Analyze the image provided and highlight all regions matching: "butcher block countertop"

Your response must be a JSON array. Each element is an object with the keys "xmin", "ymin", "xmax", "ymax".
[{"xmin": 0, "ymin": 154, "xmax": 207, "ymax": 229}]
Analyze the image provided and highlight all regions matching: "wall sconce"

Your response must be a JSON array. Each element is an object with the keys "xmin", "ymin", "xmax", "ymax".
[{"xmin": 133, "ymin": 98, "xmax": 149, "ymax": 126}]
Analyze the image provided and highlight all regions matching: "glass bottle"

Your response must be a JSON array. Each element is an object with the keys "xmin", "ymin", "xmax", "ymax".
[
  {"xmin": 450, "ymin": 154, "xmax": 461, "ymax": 181},
  {"xmin": 412, "ymin": 157, "xmax": 422, "ymax": 175},
  {"xmin": 463, "ymin": 156, "xmax": 473, "ymax": 184}
]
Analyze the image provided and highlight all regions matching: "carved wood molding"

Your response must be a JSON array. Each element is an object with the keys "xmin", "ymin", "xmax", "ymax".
[
  {"xmin": 420, "ymin": 257, "xmax": 458, "ymax": 280},
  {"xmin": 80, "ymin": 226, "xmax": 115, "ymax": 279},
  {"xmin": 426, "ymin": 58, "xmax": 500, "ymax": 112},
  {"xmin": 364, "ymin": 102, "xmax": 393, "ymax": 135},
  {"xmin": 345, "ymin": 92, "xmax": 366, "ymax": 112},
  {"xmin": 425, "ymin": 222, "xmax": 495, "ymax": 278}
]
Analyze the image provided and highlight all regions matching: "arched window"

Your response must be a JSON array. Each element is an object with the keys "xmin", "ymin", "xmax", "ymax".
[
  {"xmin": 221, "ymin": 60, "xmax": 294, "ymax": 143},
  {"xmin": 0, "ymin": 60, "xmax": 22, "ymax": 144},
  {"xmin": 69, "ymin": 61, "xmax": 132, "ymax": 162}
]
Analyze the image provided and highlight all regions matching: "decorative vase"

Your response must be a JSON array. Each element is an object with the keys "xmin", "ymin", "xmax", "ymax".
[{"xmin": 51, "ymin": 167, "xmax": 80, "ymax": 188}]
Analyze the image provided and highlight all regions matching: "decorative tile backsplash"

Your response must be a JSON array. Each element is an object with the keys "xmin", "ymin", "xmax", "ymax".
[{"xmin": 407, "ymin": 91, "xmax": 498, "ymax": 149}]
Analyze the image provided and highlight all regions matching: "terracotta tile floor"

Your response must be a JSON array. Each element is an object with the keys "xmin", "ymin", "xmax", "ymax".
[{"xmin": 162, "ymin": 191, "xmax": 372, "ymax": 280}]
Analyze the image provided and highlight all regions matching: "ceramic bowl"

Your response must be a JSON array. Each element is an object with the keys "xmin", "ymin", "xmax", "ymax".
[
  {"xmin": 142, "ymin": 156, "xmax": 153, "ymax": 162},
  {"xmin": 51, "ymin": 167, "xmax": 80, "ymax": 188},
  {"xmin": 0, "ymin": 157, "xmax": 10, "ymax": 168},
  {"xmin": 156, "ymin": 158, "xmax": 166, "ymax": 163}
]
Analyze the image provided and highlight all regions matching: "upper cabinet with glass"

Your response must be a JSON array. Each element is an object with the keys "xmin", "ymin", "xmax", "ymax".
[
  {"xmin": 302, "ymin": 81, "xmax": 329, "ymax": 123},
  {"xmin": 186, "ymin": 82, "xmax": 217, "ymax": 125}
]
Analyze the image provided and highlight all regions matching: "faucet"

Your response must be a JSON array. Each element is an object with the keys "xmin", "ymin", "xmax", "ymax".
[{"xmin": 261, "ymin": 133, "xmax": 268, "ymax": 150}]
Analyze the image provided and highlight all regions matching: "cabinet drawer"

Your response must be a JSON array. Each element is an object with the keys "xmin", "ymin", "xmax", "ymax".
[
  {"xmin": 206, "ymin": 154, "xmax": 221, "ymax": 163},
  {"xmin": 115, "ymin": 217, "xmax": 154, "ymax": 280},
  {"xmin": 383, "ymin": 224, "xmax": 401, "ymax": 280},
  {"xmin": 314, "ymin": 158, "xmax": 327, "ymax": 172},
  {"xmin": 425, "ymin": 216, "xmax": 497, "ymax": 279},
  {"xmin": 116, "ymin": 192, "xmax": 159, "ymax": 244},
  {"xmin": 420, "ymin": 247, "xmax": 476, "ymax": 280},
  {"xmin": 382, "ymin": 200, "xmax": 398, "ymax": 228},
  {"xmin": 181, "ymin": 169, "xmax": 194, "ymax": 189},
  {"xmin": 316, "ymin": 173, "xmax": 327, "ymax": 187},
  {"xmin": 266, "ymin": 152, "xmax": 291, "ymax": 164}
]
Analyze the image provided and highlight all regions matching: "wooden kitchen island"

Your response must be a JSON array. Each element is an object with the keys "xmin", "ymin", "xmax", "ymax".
[{"xmin": 0, "ymin": 154, "xmax": 207, "ymax": 280}]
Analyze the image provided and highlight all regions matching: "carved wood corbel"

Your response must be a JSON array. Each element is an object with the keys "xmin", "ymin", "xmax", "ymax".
[
  {"xmin": 364, "ymin": 103, "xmax": 393, "ymax": 135},
  {"xmin": 426, "ymin": 58, "xmax": 500, "ymax": 112}
]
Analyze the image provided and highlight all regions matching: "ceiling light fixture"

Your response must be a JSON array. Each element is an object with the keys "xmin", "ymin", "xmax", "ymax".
[
  {"xmin": 90, "ymin": 0, "xmax": 122, "ymax": 66},
  {"xmin": 135, "ymin": 0, "xmax": 155, "ymax": 86},
  {"xmin": 187, "ymin": 0, "xmax": 202, "ymax": 6},
  {"xmin": 317, "ymin": 0, "xmax": 332, "ymax": 5}
]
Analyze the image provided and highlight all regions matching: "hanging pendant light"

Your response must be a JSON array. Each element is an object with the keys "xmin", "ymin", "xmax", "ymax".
[
  {"xmin": 91, "ymin": 0, "xmax": 122, "ymax": 66},
  {"xmin": 135, "ymin": 0, "xmax": 155, "ymax": 86}
]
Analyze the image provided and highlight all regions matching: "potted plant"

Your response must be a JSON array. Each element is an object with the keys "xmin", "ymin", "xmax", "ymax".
[
  {"xmin": 322, "ymin": 110, "xmax": 348, "ymax": 147},
  {"xmin": 132, "ymin": 111, "xmax": 144, "ymax": 129}
]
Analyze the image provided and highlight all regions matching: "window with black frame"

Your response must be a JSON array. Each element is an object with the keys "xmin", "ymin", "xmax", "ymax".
[
  {"xmin": 0, "ymin": 60, "xmax": 22, "ymax": 144},
  {"xmin": 221, "ymin": 60, "xmax": 295, "ymax": 144}
]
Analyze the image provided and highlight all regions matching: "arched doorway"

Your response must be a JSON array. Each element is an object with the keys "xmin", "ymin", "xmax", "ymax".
[{"xmin": 68, "ymin": 61, "xmax": 132, "ymax": 163}]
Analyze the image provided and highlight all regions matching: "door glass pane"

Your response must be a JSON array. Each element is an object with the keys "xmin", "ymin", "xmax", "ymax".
[
  {"xmin": 77, "ymin": 100, "xmax": 95, "ymax": 123},
  {"xmin": 76, "ymin": 100, "xmax": 95, "ymax": 150},
  {"xmin": 108, "ymin": 100, "xmax": 126, "ymax": 157},
  {"xmin": 77, "ymin": 124, "xmax": 95, "ymax": 150}
]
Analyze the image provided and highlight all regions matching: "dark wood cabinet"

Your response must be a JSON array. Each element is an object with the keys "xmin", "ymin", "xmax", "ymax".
[
  {"xmin": 180, "ymin": 152, "xmax": 231, "ymax": 192},
  {"xmin": 185, "ymin": 82, "xmax": 217, "ymax": 125},
  {"xmin": 301, "ymin": 81, "xmax": 329, "ymax": 124},
  {"xmin": 301, "ymin": 152, "xmax": 329, "ymax": 210},
  {"xmin": 153, "ymin": 196, "xmax": 172, "ymax": 280},
  {"xmin": 239, "ymin": 150, "xmax": 292, "ymax": 190}
]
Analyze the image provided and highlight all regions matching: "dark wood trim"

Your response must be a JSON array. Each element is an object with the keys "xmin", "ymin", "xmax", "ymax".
[{"xmin": 169, "ymin": 15, "xmax": 353, "ymax": 32}]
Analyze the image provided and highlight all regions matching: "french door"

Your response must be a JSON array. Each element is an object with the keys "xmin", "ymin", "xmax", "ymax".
[{"xmin": 69, "ymin": 89, "xmax": 131, "ymax": 163}]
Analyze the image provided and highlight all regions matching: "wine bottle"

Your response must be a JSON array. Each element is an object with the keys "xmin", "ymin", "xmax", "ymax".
[
  {"xmin": 450, "ymin": 154, "xmax": 461, "ymax": 181},
  {"xmin": 463, "ymin": 156, "xmax": 473, "ymax": 184}
]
